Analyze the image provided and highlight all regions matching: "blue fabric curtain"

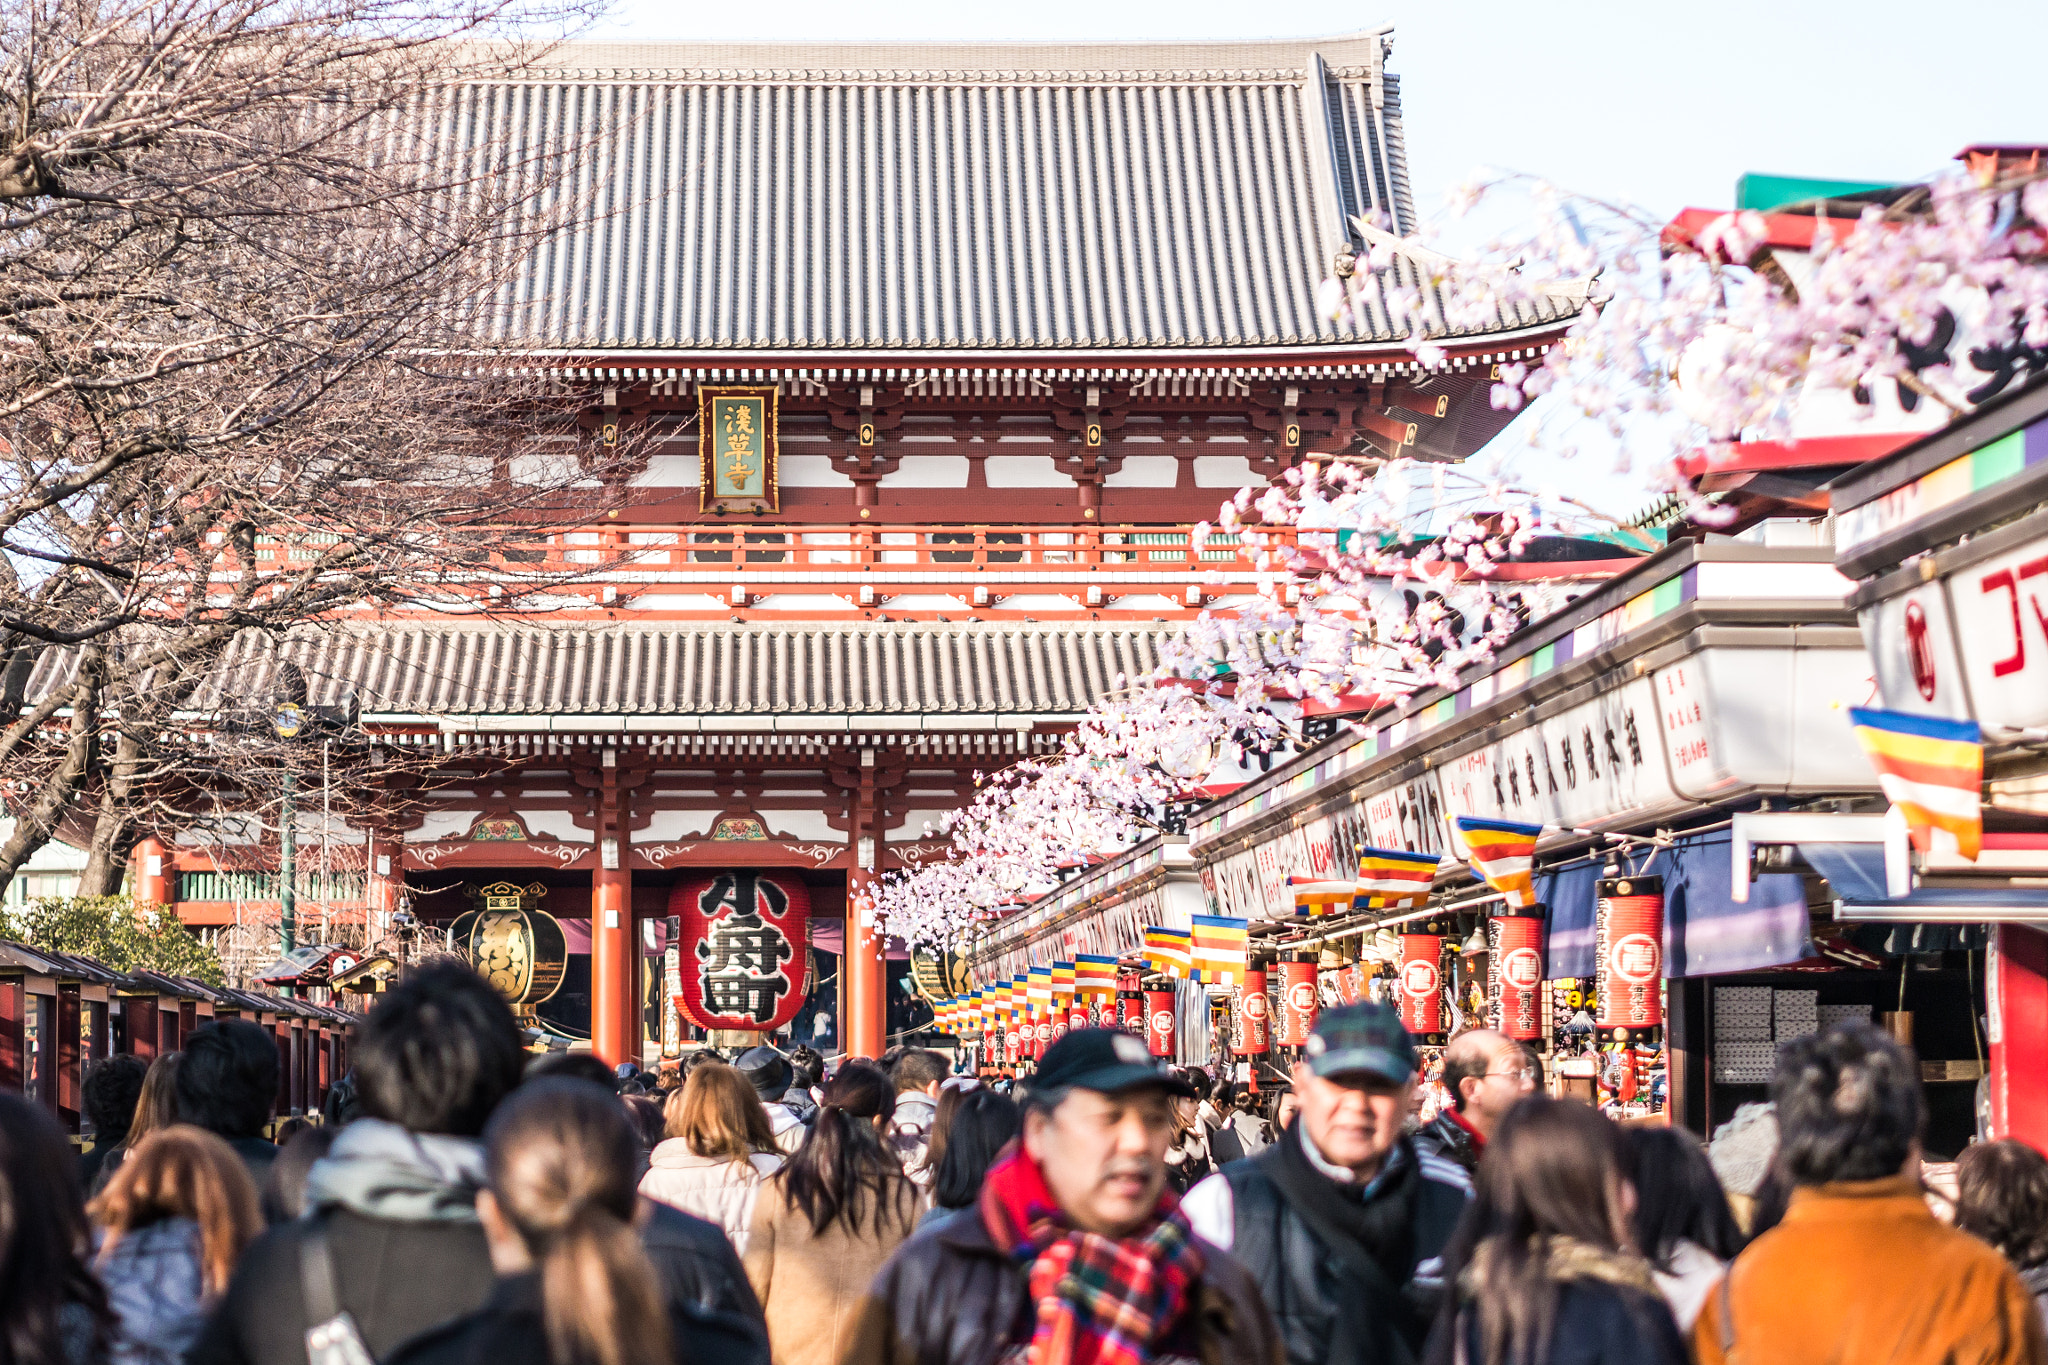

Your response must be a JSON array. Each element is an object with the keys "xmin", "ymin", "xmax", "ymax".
[{"xmin": 1535, "ymin": 832, "xmax": 1810, "ymax": 980}]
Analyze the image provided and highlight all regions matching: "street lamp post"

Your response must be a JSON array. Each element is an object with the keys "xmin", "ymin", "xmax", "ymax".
[{"xmin": 275, "ymin": 701, "xmax": 306, "ymax": 998}]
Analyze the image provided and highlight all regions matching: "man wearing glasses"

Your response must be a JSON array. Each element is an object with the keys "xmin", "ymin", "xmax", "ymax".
[
  {"xmin": 1414, "ymin": 1029, "xmax": 1541, "ymax": 1174},
  {"xmin": 1181, "ymin": 1002, "xmax": 1471, "ymax": 1365}
]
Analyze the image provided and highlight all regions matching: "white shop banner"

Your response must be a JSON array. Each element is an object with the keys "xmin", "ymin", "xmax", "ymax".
[
  {"xmin": 1435, "ymin": 676, "xmax": 1679, "ymax": 850},
  {"xmin": 1946, "ymin": 530, "xmax": 2048, "ymax": 733},
  {"xmin": 1361, "ymin": 777, "xmax": 1451, "ymax": 858},
  {"xmin": 1861, "ymin": 580, "xmax": 1974, "ymax": 722}
]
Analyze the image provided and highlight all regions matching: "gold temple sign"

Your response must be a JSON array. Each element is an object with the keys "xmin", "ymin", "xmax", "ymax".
[{"xmin": 698, "ymin": 386, "xmax": 780, "ymax": 513}]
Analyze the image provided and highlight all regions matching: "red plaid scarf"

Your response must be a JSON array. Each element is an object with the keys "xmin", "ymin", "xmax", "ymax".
[{"xmin": 979, "ymin": 1146, "xmax": 1205, "ymax": 1365}]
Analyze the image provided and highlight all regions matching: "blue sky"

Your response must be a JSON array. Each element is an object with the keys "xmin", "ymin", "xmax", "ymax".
[{"xmin": 584, "ymin": 0, "xmax": 2048, "ymax": 516}]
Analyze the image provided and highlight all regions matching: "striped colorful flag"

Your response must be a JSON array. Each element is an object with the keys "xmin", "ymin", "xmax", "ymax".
[
  {"xmin": 1052, "ymin": 961, "xmax": 1076, "ymax": 994},
  {"xmin": 1075, "ymin": 954, "xmax": 1120, "ymax": 995},
  {"xmin": 1028, "ymin": 965, "xmax": 1054, "ymax": 1008},
  {"xmin": 1454, "ymin": 816, "xmax": 1542, "ymax": 908},
  {"xmin": 1287, "ymin": 876, "xmax": 1358, "ymax": 916},
  {"xmin": 1356, "ymin": 845, "xmax": 1441, "ymax": 907},
  {"xmin": 1142, "ymin": 925, "xmax": 1192, "ymax": 978},
  {"xmin": 1850, "ymin": 707, "xmax": 1983, "ymax": 859},
  {"xmin": 1190, "ymin": 914, "xmax": 1250, "ymax": 986},
  {"xmin": 1011, "ymin": 975, "xmax": 1029, "ymax": 1021}
]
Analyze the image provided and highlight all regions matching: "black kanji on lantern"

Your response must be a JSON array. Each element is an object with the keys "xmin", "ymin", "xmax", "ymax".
[{"xmin": 693, "ymin": 873, "xmax": 795, "ymax": 1024}]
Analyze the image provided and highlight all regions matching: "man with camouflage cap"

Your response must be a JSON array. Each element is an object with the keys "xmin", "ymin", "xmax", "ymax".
[{"xmin": 1182, "ymin": 1001, "xmax": 1470, "ymax": 1365}]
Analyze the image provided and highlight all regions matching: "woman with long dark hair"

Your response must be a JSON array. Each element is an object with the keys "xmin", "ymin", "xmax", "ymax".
[
  {"xmin": 90, "ymin": 1055, "xmax": 181, "ymax": 1196},
  {"xmin": 0, "ymin": 1091, "xmax": 114, "ymax": 1365},
  {"xmin": 91, "ymin": 1127, "xmax": 262, "ymax": 1365},
  {"xmin": 1622, "ymin": 1126, "xmax": 1745, "ymax": 1331},
  {"xmin": 917, "ymin": 1088, "xmax": 1020, "ymax": 1231},
  {"xmin": 742, "ymin": 1060, "xmax": 919, "ymax": 1365},
  {"xmin": 388, "ymin": 1078, "xmax": 684, "ymax": 1365},
  {"xmin": 1431, "ymin": 1096, "xmax": 1688, "ymax": 1365}
]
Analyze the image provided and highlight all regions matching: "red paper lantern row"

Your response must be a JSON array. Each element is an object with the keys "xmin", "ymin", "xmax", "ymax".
[
  {"xmin": 1234, "ymin": 968, "xmax": 1270, "ymax": 1055},
  {"xmin": 1118, "ymin": 974, "xmax": 1147, "ymax": 1038},
  {"xmin": 1278, "ymin": 958, "xmax": 1320, "ymax": 1047},
  {"xmin": 1146, "ymin": 988, "xmax": 1177, "ymax": 1058},
  {"xmin": 669, "ymin": 872, "xmax": 811, "ymax": 1033},
  {"xmin": 1397, "ymin": 932, "xmax": 1446, "ymax": 1044},
  {"xmin": 1487, "ymin": 912, "xmax": 1546, "ymax": 1041},
  {"xmin": 1596, "ymin": 875, "xmax": 1665, "ymax": 1042}
]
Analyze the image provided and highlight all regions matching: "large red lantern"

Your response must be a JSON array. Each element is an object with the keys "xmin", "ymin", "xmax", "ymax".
[
  {"xmin": 670, "ymin": 871, "xmax": 811, "ymax": 1032},
  {"xmin": 1278, "ymin": 958, "xmax": 1320, "ymax": 1046},
  {"xmin": 1234, "ymin": 968, "xmax": 1270, "ymax": 1056},
  {"xmin": 1596, "ymin": 875, "xmax": 1664, "ymax": 1043},
  {"xmin": 1146, "ymin": 988, "xmax": 1177, "ymax": 1058},
  {"xmin": 1398, "ymin": 932, "xmax": 1445, "ymax": 1043},
  {"xmin": 1488, "ymin": 911, "xmax": 1546, "ymax": 1041}
]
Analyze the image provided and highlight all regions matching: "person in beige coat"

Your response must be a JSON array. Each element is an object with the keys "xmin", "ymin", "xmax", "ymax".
[
  {"xmin": 742, "ymin": 1061, "xmax": 920, "ymax": 1365},
  {"xmin": 639, "ymin": 1062, "xmax": 784, "ymax": 1255}
]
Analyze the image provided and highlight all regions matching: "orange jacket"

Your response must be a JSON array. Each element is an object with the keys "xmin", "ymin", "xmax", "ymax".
[{"xmin": 1692, "ymin": 1174, "xmax": 2047, "ymax": 1365}]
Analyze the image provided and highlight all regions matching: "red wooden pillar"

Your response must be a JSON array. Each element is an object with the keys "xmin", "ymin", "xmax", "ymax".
[
  {"xmin": 125, "ymin": 997, "xmax": 157, "ymax": 1061},
  {"xmin": 843, "ymin": 768, "xmax": 888, "ymax": 1061},
  {"xmin": 846, "ymin": 873, "xmax": 885, "ymax": 1060},
  {"xmin": 133, "ymin": 837, "xmax": 173, "ymax": 907},
  {"xmin": 367, "ymin": 833, "xmax": 405, "ymax": 926},
  {"xmin": 0, "ymin": 980, "xmax": 22, "ymax": 1090},
  {"xmin": 1990, "ymin": 925, "xmax": 2048, "ymax": 1149},
  {"xmin": 56, "ymin": 984, "xmax": 81, "ymax": 1129},
  {"xmin": 592, "ymin": 825, "xmax": 634, "ymax": 1068},
  {"xmin": 31, "ymin": 991, "xmax": 58, "ymax": 1117},
  {"xmin": 273, "ymin": 1018, "xmax": 292, "ymax": 1118}
]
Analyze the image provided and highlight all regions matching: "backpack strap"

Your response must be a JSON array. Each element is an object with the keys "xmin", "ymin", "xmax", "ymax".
[
  {"xmin": 300, "ymin": 1221, "xmax": 342, "ymax": 1327},
  {"xmin": 1715, "ymin": 1270, "xmax": 1737, "ymax": 1360}
]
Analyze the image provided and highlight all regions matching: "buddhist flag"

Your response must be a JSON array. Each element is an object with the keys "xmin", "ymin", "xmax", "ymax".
[
  {"xmin": 1455, "ymin": 816, "xmax": 1542, "ymax": 908},
  {"xmin": 1850, "ymin": 707, "xmax": 1983, "ymax": 859},
  {"xmin": 1142, "ymin": 925, "xmax": 1192, "ymax": 978},
  {"xmin": 1356, "ymin": 845, "xmax": 1441, "ymax": 907},
  {"xmin": 1011, "ymin": 975, "xmax": 1029, "ymax": 1020},
  {"xmin": 1052, "ymin": 961, "xmax": 1076, "ymax": 996},
  {"xmin": 1075, "ymin": 954, "xmax": 1120, "ymax": 995},
  {"xmin": 1028, "ymin": 966, "xmax": 1053, "ymax": 1008},
  {"xmin": 1190, "ymin": 915, "xmax": 1250, "ymax": 986},
  {"xmin": 1288, "ymin": 876, "xmax": 1357, "ymax": 916}
]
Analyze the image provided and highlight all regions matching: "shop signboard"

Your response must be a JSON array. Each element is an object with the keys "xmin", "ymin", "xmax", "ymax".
[
  {"xmin": 1437, "ymin": 677, "xmax": 1677, "ymax": 846},
  {"xmin": 1947, "ymin": 532, "xmax": 2048, "ymax": 733},
  {"xmin": 1860, "ymin": 526, "xmax": 2048, "ymax": 735},
  {"xmin": 1861, "ymin": 581, "xmax": 1973, "ymax": 721},
  {"xmin": 1362, "ymin": 777, "xmax": 1450, "ymax": 858}
]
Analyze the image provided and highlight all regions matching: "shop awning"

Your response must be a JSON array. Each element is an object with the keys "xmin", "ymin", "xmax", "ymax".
[
  {"xmin": 1540, "ymin": 831, "xmax": 1811, "ymax": 979},
  {"xmin": 1801, "ymin": 843, "xmax": 2048, "ymax": 924}
]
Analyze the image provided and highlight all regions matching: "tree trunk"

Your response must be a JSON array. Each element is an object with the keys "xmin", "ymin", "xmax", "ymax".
[
  {"xmin": 79, "ymin": 727, "xmax": 144, "ymax": 896},
  {"xmin": 0, "ymin": 651, "xmax": 104, "ymax": 899}
]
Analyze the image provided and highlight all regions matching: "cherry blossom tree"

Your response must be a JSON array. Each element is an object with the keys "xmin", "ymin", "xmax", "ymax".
[{"xmin": 880, "ymin": 160, "xmax": 2048, "ymax": 950}]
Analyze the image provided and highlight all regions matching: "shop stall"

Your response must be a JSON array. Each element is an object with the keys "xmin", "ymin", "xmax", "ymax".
[{"xmin": 1828, "ymin": 372, "xmax": 2048, "ymax": 1148}]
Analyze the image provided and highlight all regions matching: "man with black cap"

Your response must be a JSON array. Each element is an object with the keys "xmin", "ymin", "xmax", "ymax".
[
  {"xmin": 1181, "ymin": 1001, "xmax": 1470, "ymax": 1365},
  {"xmin": 847, "ymin": 1028, "xmax": 1281, "ymax": 1365},
  {"xmin": 735, "ymin": 1045, "xmax": 808, "ymax": 1154}
]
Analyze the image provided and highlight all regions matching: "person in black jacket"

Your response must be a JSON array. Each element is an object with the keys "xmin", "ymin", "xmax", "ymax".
[
  {"xmin": 1181, "ymin": 1002, "xmax": 1471, "ymax": 1365},
  {"xmin": 1427, "ymin": 1095, "xmax": 1688, "ymax": 1365},
  {"xmin": 78, "ymin": 1053, "xmax": 148, "ymax": 1190},
  {"xmin": 388, "ymin": 1079, "xmax": 767, "ymax": 1365},
  {"xmin": 175, "ymin": 1020, "xmax": 282, "ymax": 1194},
  {"xmin": 190, "ymin": 964, "xmax": 528, "ymax": 1365}
]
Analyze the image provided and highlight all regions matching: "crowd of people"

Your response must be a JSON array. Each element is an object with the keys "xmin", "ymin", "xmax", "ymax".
[{"xmin": 7, "ymin": 961, "xmax": 2048, "ymax": 1365}]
